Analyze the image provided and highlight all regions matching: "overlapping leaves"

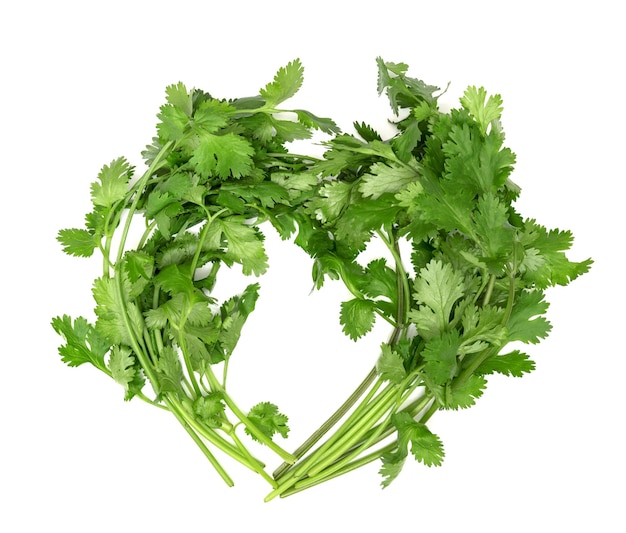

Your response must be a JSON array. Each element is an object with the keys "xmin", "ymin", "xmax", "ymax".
[{"xmin": 52, "ymin": 57, "xmax": 591, "ymax": 495}]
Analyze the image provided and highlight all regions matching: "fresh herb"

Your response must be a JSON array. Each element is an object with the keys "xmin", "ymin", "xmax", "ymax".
[
  {"xmin": 53, "ymin": 58, "xmax": 591, "ymax": 499},
  {"xmin": 52, "ymin": 59, "xmax": 338, "ymax": 488}
]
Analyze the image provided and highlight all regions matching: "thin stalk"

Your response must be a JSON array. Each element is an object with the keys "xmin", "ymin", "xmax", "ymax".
[
  {"xmin": 267, "ymin": 381, "xmax": 397, "ymax": 500},
  {"xmin": 455, "ymin": 268, "xmax": 518, "ymax": 387},
  {"xmin": 137, "ymin": 219, "xmax": 158, "ymax": 250},
  {"xmin": 376, "ymin": 227, "xmax": 411, "ymax": 327},
  {"xmin": 279, "ymin": 395, "xmax": 438, "ymax": 498},
  {"xmin": 337, "ymin": 392, "xmax": 432, "ymax": 459},
  {"xmin": 303, "ymin": 372, "xmax": 426, "ymax": 482},
  {"xmin": 175, "ymin": 326, "xmax": 202, "ymax": 397},
  {"xmin": 274, "ymin": 320, "xmax": 408, "ymax": 480},
  {"xmin": 292, "ymin": 407, "xmax": 396, "ymax": 493},
  {"xmin": 229, "ymin": 431, "xmax": 277, "ymax": 488},
  {"xmin": 273, "ymin": 366, "xmax": 378, "ymax": 479},
  {"xmin": 280, "ymin": 442, "xmax": 395, "ymax": 498},
  {"xmin": 110, "ymin": 142, "xmax": 173, "ymax": 393},
  {"xmin": 166, "ymin": 397, "xmax": 234, "ymax": 487},
  {"xmin": 165, "ymin": 396, "xmax": 256, "ymax": 468},
  {"xmin": 203, "ymin": 366, "xmax": 296, "ymax": 463},
  {"xmin": 304, "ymin": 385, "xmax": 400, "ymax": 478},
  {"xmin": 482, "ymin": 274, "xmax": 497, "ymax": 307},
  {"xmin": 190, "ymin": 207, "xmax": 228, "ymax": 275}
]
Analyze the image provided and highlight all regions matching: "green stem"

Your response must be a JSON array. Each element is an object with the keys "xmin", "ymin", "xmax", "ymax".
[
  {"xmin": 267, "ymin": 380, "xmax": 398, "ymax": 501},
  {"xmin": 281, "ymin": 441, "xmax": 396, "ymax": 498},
  {"xmin": 114, "ymin": 141, "xmax": 173, "ymax": 266},
  {"xmin": 229, "ymin": 430, "xmax": 277, "ymax": 488},
  {"xmin": 204, "ymin": 366, "xmax": 297, "ymax": 463},
  {"xmin": 137, "ymin": 219, "xmax": 158, "ymax": 250},
  {"xmin": 305, "ymin": 384, "xmax": 399, "ymax": 478},
  {"xmin": 292, "ymin": 406, "xmax": 396, "ymax": 493},
  {"xmin": 273, "ymin": 366, "xmax": 379, "ymax": 479},
  {"xmin": 482, "ymin": 274, "xmax": 497, "ymax": 307},
  {"xmin": 190, "ymin": 207, "xmax": 228, "ymax": 275},
  {"xmin": 376, "ymin": 228, "xmax": 411, "ymax": 327},
  {"xmin": 165, "ymin": 397, "xmax": 234, "ymax": 487},
  {"xmin": 279, "ymin": 395, "xmax": 437, "ymax": 498},
  {"xmin": 166, "ymin": 396, "xmax": 256, "ymax": 467},
  {"xmin": 175, "ymin": 327, "xmax": 202, "ymax": 397}
]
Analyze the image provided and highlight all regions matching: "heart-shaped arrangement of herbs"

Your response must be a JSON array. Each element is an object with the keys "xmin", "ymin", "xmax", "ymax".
[{"xmin": 53, "ymin": 58, "xmax": 591, "ymax": 500}]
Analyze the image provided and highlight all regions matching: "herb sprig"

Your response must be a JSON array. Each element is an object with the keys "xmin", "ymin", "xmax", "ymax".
[{"xmin": 53, "ymin": 58, "xmax": 591, "ymax": 498}]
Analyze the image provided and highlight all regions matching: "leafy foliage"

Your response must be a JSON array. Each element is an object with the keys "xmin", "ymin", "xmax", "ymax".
[{"xmin": 52, "ymin": 58, "xmax": 590, "ymax": 499}]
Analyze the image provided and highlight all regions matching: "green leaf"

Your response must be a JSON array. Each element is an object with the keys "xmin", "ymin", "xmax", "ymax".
[
  {"xmin": 92, "ymin": 276, "xmax": 143, "ymax": 346},
  {"xmin": 379, "ymin": 454, "xmax": 406, "ymax": 488},
  {"xmin": 376, "ymin": 343, "xmax": 406, "ymax": 384},
  {"xmin": 310, "ymin": 180, "xmax": 355, "ymax": 223},
  {"xmin": 340, "ymin": 298, "xmax": 377, "ymax": 340},
  {"xmin": 416, "ymin": 171, "xmax": 475, "ymax": 235},
  {"xmin": 443, "ymin": 123, "xmax": 516, "ymax": 194},
  {"xmin": 460, "ymin": 86, "xmax": 504, "ymax": 134},
  {"xmin": 192, "ymin": 99, "xmax": 234, "ymax": 134},
  {"xmin": 154, "ymin": 264, "xmax": 196, "ymax": 299},
  {"xmin": 358, "ymin": 162, "xmax": 419, "ymax": 200},
  {"xmin": 164, "ymin": 82, "xmax": 192, "ymax": 115},
  {"xmin": 294, "ymin": 109, "xmax": 340, "ymax": 135},
  {"xmin": 182, "ymin": 325, "xmax": 222, "ymax": 367},
  {"xmin": 191, "ymin": 132, "xmax": 255, "ymax": 179},
  {"xmin": 410, "ymin": 259, "xmax": 465, "ymax": 339},
  {"xmin": 193, "ymin": 393, "xmax": 226, "ymax": 427},
  {"xmin": 334, "ymin": 196, "xmax": 401, "ymax": 245},
  {"xmin": 460, "ymin": 304, "xmax": 507, "ymax": 348},
  {"xmin": 391, "ymin": 120, "xmax": 421, "ymax": 161},
  {"xmin": 361, "ymin": 258, "xmax": 398, "ymax": 309},
  {"xmin": 271, "ymin": 171, "xmax": 318, "ymax": 200},
  {"xmin": 145, "ymin": 190, "xmax": 175, "ymax": 219},
  {"xmin": 124, "ymin": 250, "xmax": 154, "ymax": 283},
  {"xmin": 506, "ymin": 290, "xmax": 552, "ymax": 344},
  {"xmin": 444, "ymin": 374, "xmax": 487, "ymax": 409},
  {"xmin": 376, "ymin": 57, "xmax": 440, "ymax": 113},
  {"xmin": 186, "ymin": 298, "xmax": 215, "ymax": 327},
  {"xmin": 245, "ymin": 402, "xmax": 290, "ymax": 441},
  {"xmin": 51, "ymin": 315, "xmax": 110, "ymax": 373},
  {"xmin": 260, "ymin": 59, "xmax": 304, "ymax": 106},
  {"xmin": 220, "ymin": 181, "xmax": 290, "ymax": 209},
  {"xmin": 473, "ymin": 193, "xmax": 514, "ymax": 258},
  {"xmin": 395, "ymin": 412, "xmax": 444, "ymax": 466},
  {"xmin": 353, "ymin": 121, "xmax": 382, "ymax": 142},
  {"xmin": 213, "ymin": 284, "xmax": 259, "ymax": 358},
  {"xmin": 520, "ymin": 220, "xmax": 593, "ymax": 288},
  {"xmin": 57, "ymin": 228, "xmax": 98, "ymax": 257},
  {"xmin": 90, "ymin": 157, "xmax": 133, "ymax": 207},
  {"xmin": 108, "ymin": 345, "xmax": 136, "ymax": 391},
  {"xmin": 271, "ymin": 116, "xmax": 313, "ymax": 142},
  {"xmin": 476, "ymin": 350, "xmax": 536, "ymax": 377},
  {"xmin": 157, "ymin": 104, "xmax": 189, "ymax": 141},
  {"xmin": 211, "ymin": 218, "xmax": 269, "ymax": 276},
  {"xmin": 380, "ymin": 412, "xmax": 444, "ymax": 487},
  {"xmin": 421, "ymin": 330, "xmax": 461, "ymax": 385},
  {"xmin": 155, "ymin": 345, "xmax": 184, "ymax": 393}
]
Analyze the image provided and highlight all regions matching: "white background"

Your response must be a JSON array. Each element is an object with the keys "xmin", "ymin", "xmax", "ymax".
[{"xmin": 1, "ymin": 1, "xmax": 623, "ymax": 531}]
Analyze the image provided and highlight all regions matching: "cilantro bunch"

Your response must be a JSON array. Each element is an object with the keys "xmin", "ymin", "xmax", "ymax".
[
  {"xmin": 52, "ymin": 60, "xmax": 338, "ymax": 487},
  {"xmin": 52, "ymin": 58, "xmax": 591, "ymax": 499}
]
